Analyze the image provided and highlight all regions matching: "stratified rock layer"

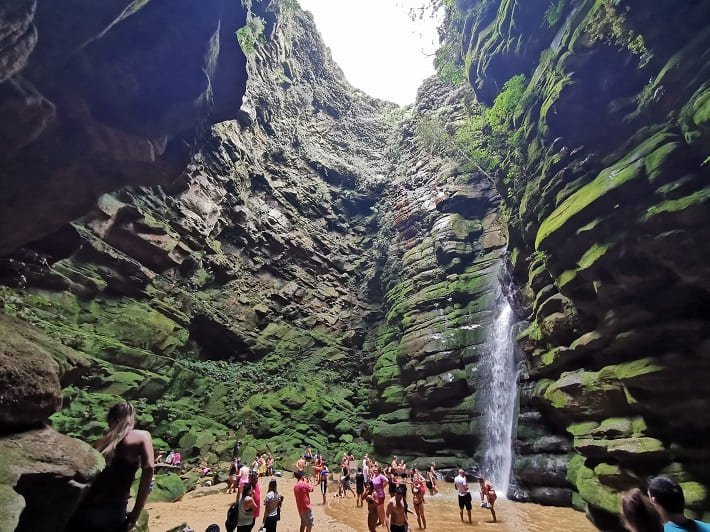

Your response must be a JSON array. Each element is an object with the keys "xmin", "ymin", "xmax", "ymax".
[
  {"xmin": 458, "ymin": 0, "xmax": 710, "ymax": 524},
  {"xmin": 1, "ymin": 0, "xmax": 393, "ymax": 471},
  {"xmin": 370, "ymin": 78, "xmax": 507, "ymax": 459},
  {"xmin": 0, "ymin": 0, "xmax": 249, "ymax": 254}
]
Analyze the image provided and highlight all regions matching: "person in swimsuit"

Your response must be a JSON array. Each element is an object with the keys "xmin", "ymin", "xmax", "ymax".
[
  {"xmin": 295, "ymin": 456, "xmax": 306, "ymax": 479},
  {"xmin": 318, "ymin": 462, "xmax": 330, "ymax": 504},
  {"xmin": 228, "ymin": 458, "xmax": 239, "ymax": 494},
  {"xmin": 356, "ymin": 467, "xmax": 365, "ymax": 507},
  {"xmin": 67, "ymin": 402, "xmax": 154, "ymax": 532},
  {"xmin": 371, "ymin": 466, "xmax": 389, "ymax": 527},
  {"xmin": 237, "ymin": 460, "xmax": 251, "ymax": 499},
  {"xmin": 479, "ymin": 476, "xmax": 497, "ymax": 522},
  {"xmin": 319, "ymin": 463, "xmax": 329, "ymax": 504},
  {"xmin": 412, "ymin": 477, "xmax": 427, "ymax": 529},
  {"xmin": 364, "ymin": 481, "xmax": 379, "ymax": 532},
  {"xmin": 426, "ymin": 463, "xmax": 439, "ymax": 495},
  {"xmin": 386, "ymin": 485, "xmax": 409, "ymax": 532}
]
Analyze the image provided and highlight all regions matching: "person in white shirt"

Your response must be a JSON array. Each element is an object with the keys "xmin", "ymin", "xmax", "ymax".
[{"xmin": 454, "ymin": 469, "xmax": 472, "ymax": 523}]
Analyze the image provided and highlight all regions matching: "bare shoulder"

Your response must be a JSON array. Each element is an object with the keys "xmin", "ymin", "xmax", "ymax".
[{"xmin": 124, "ymin": 429, "xmax": 152, "ymax": 446}]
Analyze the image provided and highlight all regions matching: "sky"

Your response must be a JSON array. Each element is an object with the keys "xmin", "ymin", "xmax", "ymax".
[{"xmin": 296, "ymin": 0, "xmax": 441, "ymax": 106}]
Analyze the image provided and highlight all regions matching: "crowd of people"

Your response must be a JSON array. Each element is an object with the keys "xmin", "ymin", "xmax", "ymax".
[
  {"xmin": 282, "ymin": 449, "xmax": 497, "ymax": 532},
  {"xmin": 63, "ymin": 401, "xmax": 710, "ymax": 532}
]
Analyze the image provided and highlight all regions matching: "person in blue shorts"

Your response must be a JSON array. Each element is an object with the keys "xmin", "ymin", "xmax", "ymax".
[{"xmin": 648, "ymin": 475, "xmax": 710, "ymax": 531}]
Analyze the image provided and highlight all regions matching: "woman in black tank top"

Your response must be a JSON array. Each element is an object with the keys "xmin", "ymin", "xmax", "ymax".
[{"xmin": 66, "ymin": 402, "xmax": 155, "ymax": 532}]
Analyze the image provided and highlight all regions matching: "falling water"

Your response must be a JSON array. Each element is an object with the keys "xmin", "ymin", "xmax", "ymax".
[{"xmin": 481, "ymin": 296, "xmax": 517, "ymax": 496}]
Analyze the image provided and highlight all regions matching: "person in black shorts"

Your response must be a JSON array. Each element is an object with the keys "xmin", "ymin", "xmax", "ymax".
[
  {"xmin": 356, "ymin": 467, "xmax": 365, "ymax": 507},
  {"xmin": 454, "ymin": 469, "xmax": 472, "ymax": 523}
]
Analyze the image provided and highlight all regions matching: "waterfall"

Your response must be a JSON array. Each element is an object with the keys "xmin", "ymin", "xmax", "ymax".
[{"xmin": 481, "ymin": 296, "xmax": 517, "ymax": 497}]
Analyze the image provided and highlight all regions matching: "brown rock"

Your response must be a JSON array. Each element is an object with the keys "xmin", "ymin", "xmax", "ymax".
[
  {"xmin": 0, "ymin": 426, "xmax": 103, "ymax": 532},
  {"xmin": 0, "ymin": 314, "xmax": 87, "ymax": 429}
]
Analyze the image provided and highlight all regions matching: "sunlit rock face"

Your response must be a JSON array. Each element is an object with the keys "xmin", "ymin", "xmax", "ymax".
[
  {"xmin": 369, "ymin": 78, "xmax": 507, "ymax": 463},
  {"xmin": 0, "ymin": 0, "xmax": 249, "ymax": 254},
  {"xmin": 458, "ymin": 0, "xmax": 710, "ymax": 525}
]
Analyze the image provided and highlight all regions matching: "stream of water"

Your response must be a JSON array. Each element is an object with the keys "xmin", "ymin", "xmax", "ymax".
[{"xmin": 481, "ymin": 295, "xmax": 518, "ymax": 496}]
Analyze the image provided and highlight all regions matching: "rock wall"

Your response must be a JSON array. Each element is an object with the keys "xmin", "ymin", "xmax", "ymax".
[
  {"xmin": 455, "ymin": 0, "xmax": 710, "ymax": 525},
  {"xmin": 369, "ymin": 78, "xmax": 507, "ymax": 464},
  {"xmin": 0, "ymin": 0, "xmax": 249, "ymax": 254},
  {"xmin": 0, "ymin": 0, "xmax": 394, "ymax": 528}
]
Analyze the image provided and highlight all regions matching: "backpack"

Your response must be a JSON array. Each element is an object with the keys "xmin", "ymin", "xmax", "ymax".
[
  {"xmin": 225, "ymin": 502, "xmax": 239, "ymax": 532},
  {"xmin": 206, "ymin": 526, "xmax": 220, "ymax": 532}
]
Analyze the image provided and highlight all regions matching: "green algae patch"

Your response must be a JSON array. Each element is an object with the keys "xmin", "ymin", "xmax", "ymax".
[
  {"xmin": 644, "ymin": 187, "xmax": 710, "ymax": 220},
  {"xmin": 572, "ymin": 458, "xmax": 621, "ymax": 514},
  {"xmin": 536, "ymin": 132, "xmax": 675, "ymax": 249},
  {"xmin": 567, "ymin": 421, "xmax": 599, "ymax": 438},
  {"xmin": 147, "ymin": 473, "xmax": 184, "ymax": 503}
]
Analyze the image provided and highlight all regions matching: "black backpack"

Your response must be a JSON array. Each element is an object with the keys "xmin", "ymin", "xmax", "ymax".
[
  {"xmin": 225, "ymin": 502, "xmax": 238, "ymax": 532},
  {"xmin": 206, "ymin": 526, "xmax": 220, "ymax": 532}
]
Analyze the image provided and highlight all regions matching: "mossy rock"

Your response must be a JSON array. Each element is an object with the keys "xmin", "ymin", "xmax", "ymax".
[{"xmin": 148, "ymin": 473, "xmax": 185, "ymax": 502}]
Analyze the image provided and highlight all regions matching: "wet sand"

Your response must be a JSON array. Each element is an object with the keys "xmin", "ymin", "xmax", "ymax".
[
  {"xmin": 147, "ymin": 477, "xmax": 597, "ymax": 531},
  {"xmin": 326, "ymin": 484, "xmax": 597, "ymax": 532}
]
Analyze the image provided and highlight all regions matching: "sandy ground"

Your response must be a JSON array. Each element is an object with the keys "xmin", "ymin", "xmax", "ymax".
[
  {"xmin": 147, "ymin": 476, "xmax": 354, "ymax": 532},
  {"xmin": 147, "ymin": 476, "xmax": 597, "ymax": 532}
]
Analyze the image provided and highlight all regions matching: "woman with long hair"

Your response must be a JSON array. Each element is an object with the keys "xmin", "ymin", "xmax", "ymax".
[
  {"xmin": 621, "ymin": 488, "xmax": 663, "ymax": 532},
  {"xmin": 236, "ymin": 483, "xmax": 257, "ymax": 532},
  {"xmin": 364, "ymin": 481, "xmax": 379, "ymax": 532},
  {"xmin": 262, "ymin": 479, "xmax": 284, "ymax": 532},
  {"xmin": 67, "ymin": 401, "xmax": 154, "ymax": 532}
]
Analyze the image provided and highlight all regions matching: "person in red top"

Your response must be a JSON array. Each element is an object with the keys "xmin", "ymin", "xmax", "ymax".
[
  {"xmin": 293, "ymin": 470, "xmax": 314, "ymax": 532},
  {"xmin": 249, "ymin": 470, "xmax": 261, "ymax": 520}
]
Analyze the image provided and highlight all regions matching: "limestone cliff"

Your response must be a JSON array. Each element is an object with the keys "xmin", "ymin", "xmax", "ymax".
[{"xmin": 451, "ymin": 0, "xmax": 710, "ymax": 526}]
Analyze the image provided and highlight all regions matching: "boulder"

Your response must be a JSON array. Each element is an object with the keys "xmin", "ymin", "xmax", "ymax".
[
  {"xmin": 0, "ymin": 313, "xmax": 87, "ymax": 430},
  {"xmin": 0, "ymin": 426, "xmax": 103, "ymax": 532}
]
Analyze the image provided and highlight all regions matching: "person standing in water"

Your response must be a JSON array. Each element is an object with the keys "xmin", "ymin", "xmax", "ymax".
[
  {"xmin": 412, "ymin": 473, "xmax": 427, "ymax": 529},
  {"xmin": 67, "ymin": 402, "xmax": 154, "ymax": 532},
  {"xmin": 364, "ymin": 481, "xmax": 379, "ymax": 532},
  {"xmin": 355, "ymin": 466, "xmax": 365, "ymax": 507},
  {"xmin": 371, "ymin": 465, "xmax": 389, "ymax": 527},
  {"xmin": 228, "ymin": 458, "xmax": 239, "ymax": 494},
  {"xmin": 386, "ymin": 485, "xmax": 410, "ymax": 532},
  {"xmin": 426, "ymin": 463, "xmax": 439, "ymax": 496},
  {"xmin": 319, "ymin": 462, "xmax": 329, "ymax": 505},
  {"xmin": 478, "ymin": 476, "xmax": 497, "ymax": 522},
  {"xmin": 454, "ymin": 469, "xmax": 473, "ymax": 524}
]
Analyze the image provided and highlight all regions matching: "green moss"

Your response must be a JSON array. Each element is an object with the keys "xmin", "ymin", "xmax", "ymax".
[
  {"xmin": 536, "ymin": 132, "xmax": 675, "ymax": 249},
  {"xmin": 644, "ymin": 188, "xmax": 710, "ymax": 219},
  {"xmin": 680, "ymin": 482, "xmax": 708, "ymax": 512},
  {"xmin": 573, "ymin": 458, "xmax": 621, "ymax": 514},
  {"xmin": 567, "ymin": 422, "xmax": 599, "ymax": 437},
  {"xmin": 577, "ymin": 241, "xmax": 613, "ymax": 271},
  {"xmin": 147, "ymin": 473, "xmax": 184, "ymax": 503}
]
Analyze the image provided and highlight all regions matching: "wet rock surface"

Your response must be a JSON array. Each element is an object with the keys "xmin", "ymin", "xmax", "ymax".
[
  {"xmin": 456, "ymin": 0, "xmax": 710, "ymax": 523},
  {"xmin": 369, "ymin": 78, "xmax": 507, "ymax": 457}
]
